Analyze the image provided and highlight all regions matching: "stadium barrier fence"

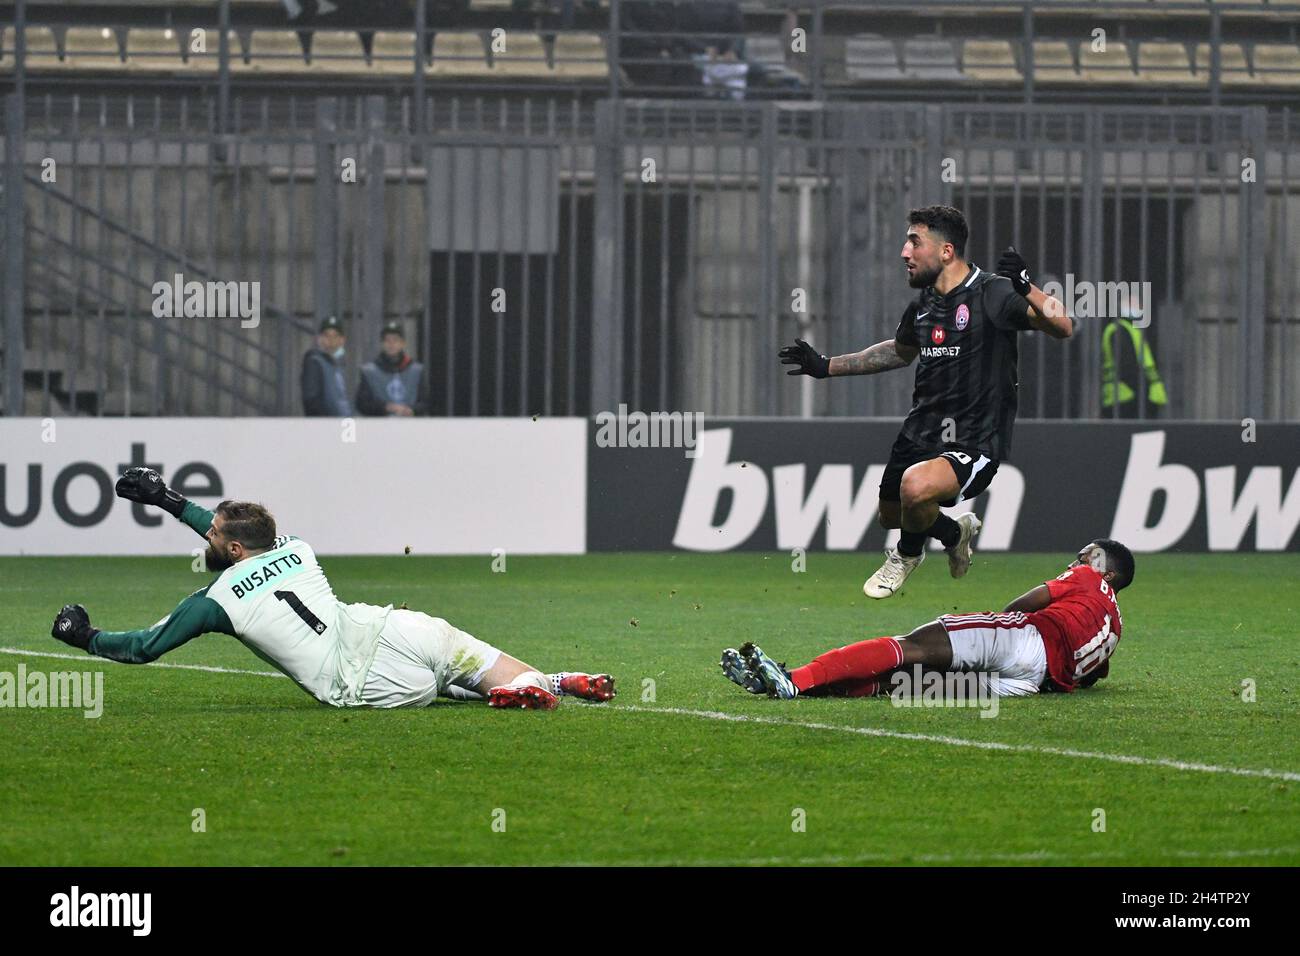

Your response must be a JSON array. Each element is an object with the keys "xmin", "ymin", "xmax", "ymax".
[{"xmin": 2, "ymin": 91, "xmax": 1296, "ymax": 421}]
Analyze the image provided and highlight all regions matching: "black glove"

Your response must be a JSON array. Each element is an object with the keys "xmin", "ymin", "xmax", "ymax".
[
  {"xmin": 996, "ymin": 246, "xmax": 1032, "ymax": 297},
  {"xmin": 51, "ymin": 604, "xmax": 98, "ymax": 652},
  {"xmin": 779, "ymin": 339, "xmax": 830, "ymax": 379},
  {"xmin": 115, "ymin": 466, "xmax": 186, "ymax": 518}
]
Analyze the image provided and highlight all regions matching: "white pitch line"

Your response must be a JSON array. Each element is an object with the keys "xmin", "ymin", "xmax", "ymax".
[
  {"xmin": 0, "ymin": 646, "xmax": 289, "ymax": 679},
  {"xmin": 4, "ymin": 646, "xmax": 1297, "ymax": 784},
  {"xmin": 548, "ymin": 845, "xmax": 1300, "ymax": 868},
  {"xmin": 593, "ymin": 704, "xmax": 1300, "ymax": 784}
]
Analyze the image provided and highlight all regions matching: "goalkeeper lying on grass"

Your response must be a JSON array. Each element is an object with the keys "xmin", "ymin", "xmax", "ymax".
[{"xmin": 49, "ymin": 467, "xmax": 614, "ymax": 711}]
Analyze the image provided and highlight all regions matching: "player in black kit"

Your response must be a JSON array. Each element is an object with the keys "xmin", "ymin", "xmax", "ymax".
[{"xmin": 780, "ymin": 205, "xmax": 1075, "ymax": 599}]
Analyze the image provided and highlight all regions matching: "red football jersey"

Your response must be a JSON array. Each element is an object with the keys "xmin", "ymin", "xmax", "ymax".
[{"xmin": 1026, "ymin": 564, "xmax": 1124, "ymax": 691}]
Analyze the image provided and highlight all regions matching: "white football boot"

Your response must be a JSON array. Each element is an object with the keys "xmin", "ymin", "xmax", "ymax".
[
  {"xmin": 945, "ymin": 513, "xmax": 983, "ymax": 579},
  {"xmin": 863, "ymin": 547, "xmax": 925, "ymax": 599}
]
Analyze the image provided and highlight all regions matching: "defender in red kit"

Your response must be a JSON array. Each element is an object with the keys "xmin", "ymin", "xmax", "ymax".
[{"xmin": 721, "ymin": 540, "xmax": 1134, "ymax": 700}]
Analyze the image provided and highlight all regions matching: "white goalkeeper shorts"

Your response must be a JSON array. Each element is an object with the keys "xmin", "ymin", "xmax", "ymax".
[
  {"xmin": 939, "ymin": 612, "xmax": 1048, "ymax": 698},
  {"xmin": 359, "ymin": 609, "xmax": 502, "ymax": 708}
]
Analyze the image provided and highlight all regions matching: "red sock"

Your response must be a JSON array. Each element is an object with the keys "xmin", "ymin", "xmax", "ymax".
[
  {"xmin": 790, "ymin": 637, "xmax": 904, "ymax": 693},
  {"xmin": 825, "ymin": 678, "xmax": 881, "ymax": 698}
]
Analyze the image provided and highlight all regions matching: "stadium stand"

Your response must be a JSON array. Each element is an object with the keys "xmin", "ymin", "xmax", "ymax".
[
  {"xmin": 369, "ymin": 30, "xmax": 432, "ymax": 72},
  {"xmin": 125, "ymin": 28, "xmax": 190, "ymax": 73},
  {"xmin": 430, "ymin": 32, "xmax": 496, "ymax": 77},
  {"xmin": 844, "ymin": 34, "xmax": 902, "ymax": 83},
  {"xmin": 3, "ymin": 3, "xmax": 1299, "ymax": 96},
  {"xmin": 14, "ymin": 25, "xmax": 60, "ymax": 68},
  {"xmin": 484, "ymin": 31, "xmax": 551, "ymax": 76},
  {"xmin": 308, "ymin": 30, "xmax": 369, "ymax": 73},
  {"xmin": 1254, "ymin": 43, "xmax": 1300, "ymax": 84},
  {"xmin": 961, "ymin": 40, "xmax": 1021, "ymax": 83},
  {"xmin": 1136, "ymin": 42, "xmax": 1196, "ymax": 86},
  {"xmin": 1196, "ymin": 42, "xmax": 1260, "ymax": 84},
  {"xmin": 901, "ymin": 38, "xmax": 964, "ymax": 82},
  {"xmin": 550, "ymin": 30, "xmax": 607, "ymax": 78},
  {"xmin": 240, "ymin": 30, "xmax": 309, "ymax": 72},
  {"xmin": 1079, "ymin": 40, "xmax": 1137, "ymax": 83},
  {"xmin": 64, "ymin": 27, "xmax": 125, "ymax": 69}
]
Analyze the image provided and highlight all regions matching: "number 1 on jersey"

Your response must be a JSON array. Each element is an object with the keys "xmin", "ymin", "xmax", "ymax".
[{"xmin": 275, "ymin": 590, "xmax": 328, "ymax": 634}]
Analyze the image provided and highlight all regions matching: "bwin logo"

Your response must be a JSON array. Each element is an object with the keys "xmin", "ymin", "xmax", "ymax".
[
  {"xmin": 50, "ymin": 886, "xmax": 152, "ymax": 936},
  {"xmin": 1111, "ymin": 431, "xmax": 1300, "ymax": 550},
  {"xmin": 672, "ymin": 428, "xmax": 1024, "ymax": 552}
]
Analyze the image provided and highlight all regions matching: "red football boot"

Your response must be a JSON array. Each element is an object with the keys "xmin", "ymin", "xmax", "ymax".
[
  {"xmin": 487, "ymin": 684, "xmax": 559, "ymax": 710},
  {"xmin": 558, "ymin": 673, "xmax": 616, "ymax": 702}
]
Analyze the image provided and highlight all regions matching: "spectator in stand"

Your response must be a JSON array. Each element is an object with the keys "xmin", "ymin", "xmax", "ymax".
[
  {"xmin": 356, "ymin": 322, "xmax": 431, "ymax": 417},
  {"xmin": 281, "ymin": 0, "xmax": 339, "ymax": 23},
  {"xmin": 619, "ymin": 1, "xmax": 799, "ymax": 99},
  {"xmin": 301, "ymin": 316, "xmax": 354, "ymax": 417},
  {"xmin": 678, "ymin": 1, "xmax": 748, "ymax": 99}
]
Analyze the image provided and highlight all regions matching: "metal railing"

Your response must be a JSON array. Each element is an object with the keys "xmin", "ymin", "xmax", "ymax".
[
  {"xmin": 2, "ymin": 2, "xmax": 1299, "ymax": 421},
  {"xmin": 4, "ymin": 89, "xmax": 602, "ymax": 417},
  {"xmin": 25, "ymin": 178, "xmax": 302, "ymax": 415},
  {"xmin": 597, "ymin": 99, "xmax": 1296, "ymax": 422},
  {"xmin": 3, "ymin": 90, "xmax": 1297, "ymax": 421}
]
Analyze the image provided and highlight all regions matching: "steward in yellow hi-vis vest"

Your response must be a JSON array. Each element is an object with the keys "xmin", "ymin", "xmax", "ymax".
[{"xmin": 1102, "ymin": 309, "xmax": 1167, "ymax": 417}]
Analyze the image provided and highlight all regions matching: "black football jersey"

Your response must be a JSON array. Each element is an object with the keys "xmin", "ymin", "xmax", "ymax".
[{"xmin": 893, "ymin": 264, "xmax": 1033, "ymax": 460}]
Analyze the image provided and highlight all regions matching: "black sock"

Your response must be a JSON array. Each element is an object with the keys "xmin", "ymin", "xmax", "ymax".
[
  {"xmin": 898, "ymin": 530, "xmax": 927, "ymax": 557},
  {"xmin": 928, "ymin": 513, "xmax": 961, "ymax": 549}
]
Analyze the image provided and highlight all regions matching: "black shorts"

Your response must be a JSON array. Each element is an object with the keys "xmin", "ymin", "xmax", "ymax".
[{"xmin": 878, "ymin": 431, "xmax": 1001, "ymax": 508}]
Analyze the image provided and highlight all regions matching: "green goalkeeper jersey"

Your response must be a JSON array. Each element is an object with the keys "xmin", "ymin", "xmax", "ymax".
[{"xmin": 89, "ymin": 502, "xmax": 390, "ymax": 706}]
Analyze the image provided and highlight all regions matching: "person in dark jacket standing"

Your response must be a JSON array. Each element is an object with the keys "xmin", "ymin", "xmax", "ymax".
[
  {"xmin": 301, "ymin": 316, "xmax": 354, "ymax": 417},
  {"xmin": 356, "ymin": 322, "xmax": 430, "ymax": 417}
]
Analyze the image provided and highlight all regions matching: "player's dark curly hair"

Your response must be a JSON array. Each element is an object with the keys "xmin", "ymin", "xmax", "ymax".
[
  {"xmin": 1095, "ymin": 538, "xmax": 1135, "ymax": 590},
  {"xmin": 215, "ymin": 500, "xmax": 277, "ymax": 551},
  {"xmin": 908, "ymin": 205, "xmax": 969, "ymax": 257}
]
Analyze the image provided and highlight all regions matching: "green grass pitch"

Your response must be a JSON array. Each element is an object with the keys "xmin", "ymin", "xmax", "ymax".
[{"xmin": 1, "ymin": 551, "xmax": 1297, "ymax": 866}]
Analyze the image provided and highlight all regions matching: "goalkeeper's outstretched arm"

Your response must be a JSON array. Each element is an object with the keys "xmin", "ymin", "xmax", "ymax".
[
  {"xmin": 51, "ymin": 468, "xmax": 235, "ymax": 664},
  {"xmin": 178, "ymin": 500, "xmax": 216, "ymax": 538},
  {"xmin": 115, "ymin": 466, "xmax": 215, "ymax": 539},
  {"xmin": 52, "ymin": 588, "xmax": 235, "ymax": 665}
]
